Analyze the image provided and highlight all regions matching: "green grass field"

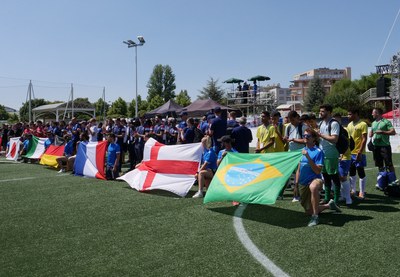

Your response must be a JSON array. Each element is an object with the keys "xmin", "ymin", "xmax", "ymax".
[{"xmin": 1, "ymin": 153, "xmax": 400, "ymax": 277}]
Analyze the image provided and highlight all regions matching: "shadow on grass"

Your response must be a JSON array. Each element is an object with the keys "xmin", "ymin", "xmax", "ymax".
[
  {"xmin": 208, "ymin": 204, "xmax": 373, "ymax": 229},
  {"xmin": 120, "ymin": 185, "xmax": 183, "ymax": 198}
]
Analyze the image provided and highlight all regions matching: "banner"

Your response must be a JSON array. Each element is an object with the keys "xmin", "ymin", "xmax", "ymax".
[
  {"xmin": 118, "ymin": 138, "xmax": 203, "ymax": 197},
  {"xmin": 39, "ymin": 145, "xmax": 65, "ymax": 168},
  {"xmin": 74, "ymin": 141, "xmax": 107, "ymax": 179},
  {"xmin": 6, "ymin": 137, "xmax": 21, "ymax": 161},
  {"xmin": 24, "ymin": 136, "xmax": 46, "ymax": 159},
  {"xmin": 204, "ymin": 151, "xmax": 302, "ymax": 205}
]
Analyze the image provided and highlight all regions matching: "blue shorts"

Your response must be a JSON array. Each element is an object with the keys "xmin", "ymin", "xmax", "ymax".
[
  {"xmin": 339, "ymin": 160, "xmax": 351, "ymax": 177},
  {"xmin": 351, "ymin": 154, "xmax": 367, "ymax": 168}
]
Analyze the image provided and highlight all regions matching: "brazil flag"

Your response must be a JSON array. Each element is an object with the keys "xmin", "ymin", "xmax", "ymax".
[{"xmin": 203, "ymin": 151, "xmax": 302, "ymax": 205}]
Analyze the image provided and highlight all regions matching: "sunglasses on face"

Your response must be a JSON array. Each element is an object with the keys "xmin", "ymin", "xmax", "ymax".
[{"xmin": 304, "ymin": 134, "xmax": 312, "ymax": 139}]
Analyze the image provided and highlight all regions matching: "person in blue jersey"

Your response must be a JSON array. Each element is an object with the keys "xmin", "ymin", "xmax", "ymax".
[
  {"xmin": 209, "ymin": 107, "xmax": 227, "ymax": 153},
  {"xmin": 231, "ymin": 116, "xmax": 253, "ymax": 153},
  {"xmin": 296, "ymin": 128, "xmax": 341, "ymax": 227},
  {"xmin": 193, "ymin": 136, "xmax": 217, "ymax": 198},
  {"xmin": 216, "ymin": 135, "xmax": 238, "ymax": 166},
  {"xmin": 106, "ymin": 133, "xmax": 121, "ymax": 180},
  {"xmin": 56, "ymin": 135, "xmax": 75, "ymax": 173}
]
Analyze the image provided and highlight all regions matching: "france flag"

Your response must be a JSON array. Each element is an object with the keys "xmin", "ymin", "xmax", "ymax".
[{"xmin": 74, "ymin": 141, "xmax": 107, "ymax": 180}]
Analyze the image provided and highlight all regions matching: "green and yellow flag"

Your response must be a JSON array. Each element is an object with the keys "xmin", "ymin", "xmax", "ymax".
[{"xmin": 203, "ymin": 151, "xmax": 302, "ymax": 205}]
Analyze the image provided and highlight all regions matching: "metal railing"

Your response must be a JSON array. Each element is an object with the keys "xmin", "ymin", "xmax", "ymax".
[{"xmin": 359, "ymin": 88, "xmax": 377, "ymax": 103}]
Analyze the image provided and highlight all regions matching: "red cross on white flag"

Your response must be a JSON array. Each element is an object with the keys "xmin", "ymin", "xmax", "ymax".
[{"xmin": 118, "ymin": 138, "xmax": 203, "ymax": 197}]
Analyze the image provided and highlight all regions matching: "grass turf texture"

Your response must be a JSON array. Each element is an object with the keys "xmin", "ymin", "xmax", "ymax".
[{"xmin": 0, "ymin": 154, "xmax": 399, "ymax": 276}]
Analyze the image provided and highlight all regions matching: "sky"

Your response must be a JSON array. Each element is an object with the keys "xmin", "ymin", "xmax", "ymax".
[{"xmin": 0, "ymin": 0, "xmax": 399, "ymax": 111}]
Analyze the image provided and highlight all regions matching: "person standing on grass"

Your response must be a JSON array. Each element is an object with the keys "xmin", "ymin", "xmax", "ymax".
[
  {"xmin": 333, "ymin": 113, "xmax": 352, "ymax": 205},
  {"xmin": 296, "ymin": 128, "xmax": 341, "ymax": 227},
  {"xmin": 255, "ymin": 111, "xmax": 275, "ymax": 153},
  {"xmin": 209, "ymin": 107, "xmax": 227, "ymax": 153},
  {"xmin": 347, "ymin": 108, "xmax": 368, "ymax": 198},
  {"xmin": 318, "ymin": 104, "xmax": 341, "ymax": 205},
  {"xmin": 231, "ymin": 116, "xmax": 253, "ymax": 153},
  {"xmin": 370, "ymin": 108, "xmax": 397, "ymax": 185},
  {"xmin": 284, "ymin": 110, "xmax": 307, "ymax": 202},
  {"xmin": 106, "ymin": 133, "xmax": 121, "ymax": 180},
  {"xmin": 271, "ymin": 111, "xmax": 286, "ymax": 153}
]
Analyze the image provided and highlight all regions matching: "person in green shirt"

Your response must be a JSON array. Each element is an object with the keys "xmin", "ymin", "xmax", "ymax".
[{"xmin": 370, "ymin": 108, "xmax": 397, "ymax": 179}]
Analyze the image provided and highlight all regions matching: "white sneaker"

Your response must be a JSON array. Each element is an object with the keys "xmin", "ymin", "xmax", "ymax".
[
  {"xmin": 58, "ymin": 168, "xmax": 66, "ymax": 173},
  {"xmin": 328, "ymin": 199, "xmax": 342, "ymax": 212},
  {"xmin": 292, "ymin": 196, "xmax": 300, "ymax": 202},
  {"xmin": 192, "ymin": 191, "xmax": 203, "ymax": 198}
]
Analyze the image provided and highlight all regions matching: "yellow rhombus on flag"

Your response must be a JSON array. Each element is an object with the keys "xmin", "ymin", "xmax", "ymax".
[{"xmin": 203, "ymin": 151, "xmax": 302, "ymax": 205}]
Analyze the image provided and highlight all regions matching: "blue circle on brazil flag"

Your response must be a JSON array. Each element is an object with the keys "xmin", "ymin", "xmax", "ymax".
[{"xmin": 224, "ymin": 163, "xmax": 264, "ymax": 187}]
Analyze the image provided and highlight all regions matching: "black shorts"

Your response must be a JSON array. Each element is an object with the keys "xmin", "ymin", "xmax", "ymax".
[{"xmin": 373, "ymin": 145, "xmax": 393, "ymax": 168}]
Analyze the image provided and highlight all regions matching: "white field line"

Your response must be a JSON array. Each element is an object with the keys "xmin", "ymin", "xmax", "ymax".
[
  {"xmin": 0, "ymin": 177, "xmax": 36, "ymax": 183},
  {"xmin": 233, "ymin": 204, "xmax": 290, "ymax": 277}
]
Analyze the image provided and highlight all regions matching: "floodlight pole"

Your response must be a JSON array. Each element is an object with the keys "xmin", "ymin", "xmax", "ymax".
[{"xmin": 123, "ymin": 36, "xmax": 145, "ymax": 118}]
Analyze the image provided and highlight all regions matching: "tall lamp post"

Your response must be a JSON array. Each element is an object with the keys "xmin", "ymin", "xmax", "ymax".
[{"xmin": 123, "ymin": 36, "xmax": 145, "ymax": 118}]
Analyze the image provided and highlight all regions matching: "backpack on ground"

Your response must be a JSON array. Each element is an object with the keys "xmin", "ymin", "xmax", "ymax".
[{"xmin": 193, "ymin": 127, "xmax": 204, "ymax": 143}]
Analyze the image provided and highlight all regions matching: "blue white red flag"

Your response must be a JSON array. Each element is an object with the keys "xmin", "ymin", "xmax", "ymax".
[{"xmin": 74, "ymin": 141, "xmax": 107, "ymax": 180}]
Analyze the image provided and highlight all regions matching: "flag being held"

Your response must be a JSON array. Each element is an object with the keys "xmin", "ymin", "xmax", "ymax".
[
  {"xmin": 6, "ymin": 137, "xmax": 21, "ymax": 161},
  {"xmin": 118, "ymin": 138, "xmax": 203, "ymax": 197},
  {"xmin": 204, "ymin": 151, "xmax": 303, "ymax": 205}
]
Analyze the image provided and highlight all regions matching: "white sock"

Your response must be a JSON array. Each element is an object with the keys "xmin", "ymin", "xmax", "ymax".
[
  {"xmin": 360, "ymin": 177, "xmax": 366, "ymax": 194},
  {"xmin": 349, "ymin": 176, "xmax": 357, "ymax": 193},
  {"xmin": 341, "ymin": 180, "xmax": 352, "ymax": 204}
]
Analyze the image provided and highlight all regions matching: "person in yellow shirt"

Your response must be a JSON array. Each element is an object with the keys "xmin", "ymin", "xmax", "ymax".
[
  {"xmin": 271, "ymin": 111, "xmax": 286, "ymax": 152},
  {"xmin": 255, "ymin": 111, "xmax": 275, "ymax": 153},
  {"xmin": 347, "ymin": 108, "xmax": 368, "ymax": 199}
]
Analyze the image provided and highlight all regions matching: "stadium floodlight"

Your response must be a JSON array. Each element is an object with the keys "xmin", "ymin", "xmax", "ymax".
[
  {"xmin": 123, "ymin": 36, "xmax": 146, "ymax": 118},
  {"xmin": 137, "ymin": 36, "xmax": 145, "ymax": 44}
]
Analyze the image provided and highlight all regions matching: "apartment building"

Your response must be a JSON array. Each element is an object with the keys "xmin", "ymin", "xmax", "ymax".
[{"xmin": 289, "ymin": 67, "xmax": 351, "ymax": 103}]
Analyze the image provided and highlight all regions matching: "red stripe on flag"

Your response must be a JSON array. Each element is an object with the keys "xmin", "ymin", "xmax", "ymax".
[
  {"xmin": 139, "ymin": 160, "xmax": 199, "ymax": 190},
  {"xmin": 95, "ymin": 141, "xmax": 107, "ymax": 179},
  {"xmin": 150, "ymin": 142, "xmax": 163, "ymax": 160},
  {"xmin": 10, "ymin": 142, "xmax": 17, "ymax": 158}
]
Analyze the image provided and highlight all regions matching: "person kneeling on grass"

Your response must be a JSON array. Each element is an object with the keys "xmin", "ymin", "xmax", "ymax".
[
  {"xmin": 296, "ymin": 128, "xmax": 341, "ymax": 227},
  {"xmin": 193, "ymin": 136, "xmax": 217, "ymax": 198}
]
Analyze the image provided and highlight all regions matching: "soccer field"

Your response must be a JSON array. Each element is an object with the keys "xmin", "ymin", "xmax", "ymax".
[{"xmin": 1, "ymin": 154, "xmax": 400, "ymax": 277}]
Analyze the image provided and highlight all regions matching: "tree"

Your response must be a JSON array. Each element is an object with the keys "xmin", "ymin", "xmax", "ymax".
[
  {"xmin": 8, "ymin": 113, "xmax": 19, "ymax": 123},
  {"xmin": 72, "ymin": 98, "xmax": 94, "ymax": 120},
  {"xmin": 147, "ymin": 64, "xmax": 176, "ymax": 102},
  {"xmin": 197, "ymin": 77, "xmax": 225, "ymax": 102},
  {"xmin": 175, "ymin": 89, "xmax": 191, "ymax": 107},
  {"xmin": 19, "ymin": 98, "xmax": 49, "ymax": 122},
  {"xmin": 303, "ymin": 77, "xmax": 325, "ymax": 112},
  {"xmin": 107, "ymin": 97, "xmax": 128, "ymax": 118},
  {"xmin": 148, "ymin": 94, "xmax": 164, "ymax": 110},
  {"xmin": 0, "ymin": 105, "xmax": 9, "ymax": 120},
  {"xmin": 127, "ymin": 99, "xmax": 136, "ymax": 118},
  {"xmin": 94, "ymin": 97, "xmax": 109, "ymax": 120},
  {"xmin": 324, "ymin": 86, "xmax": 362, "ymax": 112}
]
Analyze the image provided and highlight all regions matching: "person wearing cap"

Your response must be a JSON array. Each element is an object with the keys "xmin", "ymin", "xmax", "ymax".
[
  {"xmin": 217, "ymin": 135, "xmax": 238, "ymax": 166},
  {"xmin": 209, "ymin": 107, "xmax": 227, "ymax": 153},
  {"xmin": 231, "ymin": 117, "xmax": 253, "ymax": 153}
]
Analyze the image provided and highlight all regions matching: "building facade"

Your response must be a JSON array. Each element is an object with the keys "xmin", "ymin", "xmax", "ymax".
[{"xmin": 289, "ymin": 67, "xmax": 351, "ymax": 103}]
